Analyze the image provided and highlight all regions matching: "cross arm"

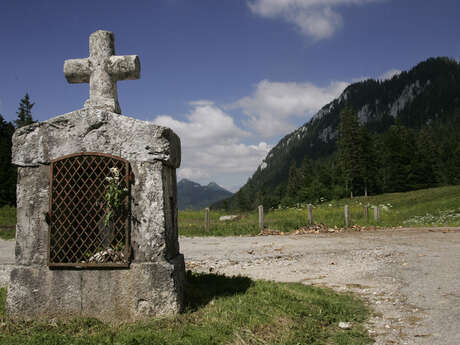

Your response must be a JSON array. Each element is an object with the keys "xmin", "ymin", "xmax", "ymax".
[
  {"xmin": 108, "ymin": 55, "xmax": 140, "ymax": 81},
  {"xmin": 64, "ymin": 58, "xmax": 91, "ymax": 83}
]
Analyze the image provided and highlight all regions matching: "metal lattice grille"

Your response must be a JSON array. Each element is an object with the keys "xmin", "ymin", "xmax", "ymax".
[{"xmin": 48, "ymin": 153, "xmax": 131, "ymax": 267}]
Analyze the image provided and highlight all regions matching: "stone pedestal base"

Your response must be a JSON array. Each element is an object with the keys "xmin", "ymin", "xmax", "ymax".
[{"xmin": 6, "ymin": 255, "xmax": 184, "ymax": 323}]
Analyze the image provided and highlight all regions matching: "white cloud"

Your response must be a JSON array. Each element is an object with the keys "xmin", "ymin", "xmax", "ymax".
[
  {"xmin": 154, "ymin": 100, "xmax": 248, "ymax": 148},
  {"xmin": 233, "ymin": 79, "xmax": 348, "ymax": 138},
  {"xmin": 178, "ymin": 167, "xmax": 211, "ymax": 180},
  {"xmin": 248, "ymin": 0, "xmax": 381, "ymax": 40},
  {"xmin": 378, "ymin": 68, "xmax": 401, "ymax": 81},
  {"xmin": 153, "ymin": 101, "xmax": 271, "ymax": 184},
  {"xmin": 151, "ymin": 73, "xmax": 379, "ymax": 188}
]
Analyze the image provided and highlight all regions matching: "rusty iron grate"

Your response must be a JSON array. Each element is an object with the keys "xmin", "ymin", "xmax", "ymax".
[{"xmin": 48, "ymin": 152, "xmax": 131, "ymax": 267}]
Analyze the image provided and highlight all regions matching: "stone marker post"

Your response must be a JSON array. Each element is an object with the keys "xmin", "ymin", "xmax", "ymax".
[
  {"xmin": 344, "ymin": 205, "xmax": 350, "ymax": 227},
  {"xmin": 6, "ymin": 30, "xmax": 185, "ymax": 323},
  {"xmin": 258, "ymin": 205, "xmax": 264, "ymax": 230},
  {"xmin": 204, "ymin": 208, "xmax": 210, "ymax": 232},
  {"xmin": 307, "ymin": 204, "xmax": 313, "ymax": 225}
]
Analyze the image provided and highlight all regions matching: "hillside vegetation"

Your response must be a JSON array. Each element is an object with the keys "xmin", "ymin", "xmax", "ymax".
[
  {"xmin": 180, "ymin": 185, "xmax": 460, "ymax": 236},
  {"xmin": 214, "ymin": 57, "xmax": 460, "ymax": 211},
  {"xmin": 2, "ymin": 185, "xmax": 459, "ymax": 239}
]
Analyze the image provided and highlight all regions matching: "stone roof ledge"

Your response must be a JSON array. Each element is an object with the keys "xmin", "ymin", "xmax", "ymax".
[{"xmin": 12, "ymin": 108, "xmax": 181, "ymax": 168}]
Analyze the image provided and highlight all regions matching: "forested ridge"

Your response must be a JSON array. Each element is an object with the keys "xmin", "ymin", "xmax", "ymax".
[{"xmin": 213, "ymin": 57, "xmax": 460, "ymax": 211}]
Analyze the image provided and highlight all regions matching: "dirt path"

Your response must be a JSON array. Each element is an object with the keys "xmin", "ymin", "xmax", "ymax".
[
  {"xmin": 1, "ymin": 228, "xmax": 460, "ymax": 344},
  {"xmin": 181, "ymin": 228, "xmax": 460, "ymax": 345}
]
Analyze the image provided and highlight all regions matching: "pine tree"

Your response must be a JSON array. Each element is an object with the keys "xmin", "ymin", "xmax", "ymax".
[
  {"xmin": 359, "ymin": 127, "xmax": 378, "ymax": 196},
  {"xmin": 272, "ymin": 184, "xmax": 285, "ymax": 207},
  {"xmin": 337, "ymin": 107, "xmax": 362, "ymax": 196},
  {"xmin": 381, "ymin": 124, "xmax": 414, "ymax": 192},
  {"xmin": 15, "ymin": 93, "xmax": 35, "ymax": 128},
  {"xmin": 438, "ymin": 131, "xmax": 460, "ymax": 185},
  {"xmin": 300, "ymin": 157, "xmax": 314, "ymax": 186},
  {"xmin": 284, "ymin": 161, "xmax": 303, "ymax": 205},
  {"xmin": 412, "ymin": 128, "xmax": 439, "ymax": 188}
]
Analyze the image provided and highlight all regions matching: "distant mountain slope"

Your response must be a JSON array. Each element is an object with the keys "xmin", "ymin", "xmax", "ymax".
[
  {"xmin": 213, "ymin": 57, "xmax": 460, "ymax": 210},
  {"xmin": 178, "ymin": 179, "xmax": 233, "ymax": 210}
]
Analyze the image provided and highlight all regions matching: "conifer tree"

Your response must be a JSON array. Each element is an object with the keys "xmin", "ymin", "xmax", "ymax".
[
  {"xmin": 300, "ymin": 157, "xmax": 313, "ymax": 184},
  {"xmin": 234, "ymin": 179, "xmax": 253, "ymax": 211},
  {"xmin": 337, "ymin": 107, "xmax": 362, "ymax": 196},
  {"xmin": 273, "ymin": 184, "xmax": 285, "ymax": 207},
  {"xmin": 381, "ymin": 124, "xmax": 414, "ymax": 192},
  {"xmin": 15, "ymin": 93, "xmax": 35, "ymax": 128},
  {"xmin": 412, "ymin": 128, "xmax": 439, "ymax": 188},
  {"xmin": 359, "ymin": 126, "xmax": 378, "ymax": 196},
  {"xmin": 285, "ymin": 161, "xmax": 303, "ymax": 205}
]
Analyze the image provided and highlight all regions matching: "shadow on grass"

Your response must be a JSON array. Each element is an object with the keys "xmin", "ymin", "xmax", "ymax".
[{"xmin": 183, "ymin": 270, "xmax": 253, "ymax": 312}]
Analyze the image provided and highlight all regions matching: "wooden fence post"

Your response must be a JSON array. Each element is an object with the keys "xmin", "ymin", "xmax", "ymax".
[
  {"xmin": 373, "ymin": 206, "xmax": 380, "ymax": 221},
  {"xmin": 258, "ymin": 205, "xmax": 264, "ymax": 230},
  {"xmin": 307, "ymin": 204, "xmax": 313, "ymax": 225},
  {"xmin": 205, "ymin": 207, "xmax": 210, "ymax": 232},
  {"xmin": 364, "ymin": 204, "xmax": 369, "ymax": 223},
  {"xmin": 344, "ymin": 205, "xmax": 350, "ymax": 227}
]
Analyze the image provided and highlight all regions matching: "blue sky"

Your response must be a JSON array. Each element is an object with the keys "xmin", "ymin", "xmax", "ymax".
[{"xmin": 1, "ymin": 0, "xmax": 460, "ymax": 191}]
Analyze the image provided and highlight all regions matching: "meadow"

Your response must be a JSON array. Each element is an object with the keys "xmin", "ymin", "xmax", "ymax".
[
  {"xmin": 179, "ymin": 185, "xmax": 460, "ymax": 236},
  {"xmin": 2, "ymin": 185, "xmax": 460, "ymax": 239}
]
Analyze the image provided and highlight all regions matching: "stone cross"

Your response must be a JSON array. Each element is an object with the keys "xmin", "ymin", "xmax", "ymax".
[{"xmin": 64, "ymin": 30, "xmax": 140, "ymax": 114}]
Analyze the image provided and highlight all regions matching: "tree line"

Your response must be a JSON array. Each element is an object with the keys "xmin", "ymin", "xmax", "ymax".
[
  {"xmin": 0, "ymin": 93, "xmax": 36, "ymax": 206},
  {"xmin": 220, "ymin": 105, "xmax": 460, "ymax": 211}
]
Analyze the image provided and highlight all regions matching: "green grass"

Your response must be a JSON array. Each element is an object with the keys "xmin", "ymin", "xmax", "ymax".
[
  {"xmin": 3, "ymin": 185, "xmax": 460, "ymax": 239},
  {"xmin": 0, "ymin": 206, "xmax": 15, "ymax": 240},
  {"xmin": 0, "ymin": 272, "xmax": 372, "ymax": 345},
  {"xmin": 179, "ymin": 185, "xmax": 460, "ymax": 236}
]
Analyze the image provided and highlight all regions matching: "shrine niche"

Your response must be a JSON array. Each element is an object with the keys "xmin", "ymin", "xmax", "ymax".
[{"xmin": 48, "ymin": 152, "xmax": 131, "ymax": 267}]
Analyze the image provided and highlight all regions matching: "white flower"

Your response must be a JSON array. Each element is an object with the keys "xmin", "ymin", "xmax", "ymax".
[{"xmin": 110, "ymin": 167, "xmax": 120, "ymax": 177}]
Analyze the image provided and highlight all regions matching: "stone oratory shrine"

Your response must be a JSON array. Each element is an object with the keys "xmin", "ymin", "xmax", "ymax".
[{"xmin": 6, "ymin": 30, "xmax": 185, "ymax": 322}]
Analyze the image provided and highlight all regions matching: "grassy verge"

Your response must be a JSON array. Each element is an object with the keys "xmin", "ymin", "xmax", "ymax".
[
  {"xmin": 0, "ymin": 272, "xmax": 372, "ymax": 345},
  {"xmin": 179, "ymin": 185, "xmax": 460, "ymax": 236},
  {"xmin": 0, "ymin": 206, "xmax": 15, "ymax": 240},
  {"xmin": 3, "ymin": 185, "xmax": 460, "ymax": 239}
]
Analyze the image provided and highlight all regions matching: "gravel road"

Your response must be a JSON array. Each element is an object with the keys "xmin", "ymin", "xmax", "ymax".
[
  {"xmin": 1, "ymin": 228, "xmax": 459, "ymax": 344},
  {"xmin": 181, "ymin": 228, "xmax": 460, "ymax": 345}
]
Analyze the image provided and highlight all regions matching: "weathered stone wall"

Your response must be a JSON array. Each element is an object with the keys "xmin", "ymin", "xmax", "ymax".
[
  {"xmin": 11, "ymin": 108, "xmax": 180, "ymax": 167},
  {"xmin": 6, "ymin": 108, "xmax": 184, "ymax": 323},
  {"xmin": 14, "ymin": 165, "xmax": 49, "ymax": 266}
]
